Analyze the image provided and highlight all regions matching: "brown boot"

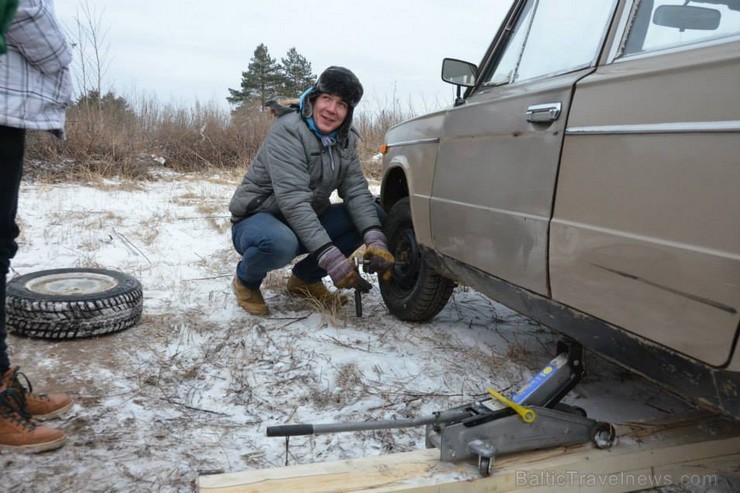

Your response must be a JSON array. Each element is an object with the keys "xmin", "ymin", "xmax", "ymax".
[
  {"xmin": 0, "ymin": 384, "xmax": 66, "ymax": 453},
  {"xmin": 232, "ymin": 276, "xmax": 269, "ymax": 315},
  {"xmin": 2, "ymin": 367, "xmax": 73, "ymax": 421},
  {"xmin": 287, "ymin": 274, "xmax": 348, "ymax": 310}
]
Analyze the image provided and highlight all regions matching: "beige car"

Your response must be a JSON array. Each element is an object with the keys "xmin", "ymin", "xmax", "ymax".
[{"xmin": 378, "ymin": 0, "xmax": 740, "ymax": 419}]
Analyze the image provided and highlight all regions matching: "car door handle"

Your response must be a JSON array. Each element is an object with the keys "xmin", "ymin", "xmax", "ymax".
[{"xmin": 526, "ymin": 102, "xmax": 562, "ymax": 123}]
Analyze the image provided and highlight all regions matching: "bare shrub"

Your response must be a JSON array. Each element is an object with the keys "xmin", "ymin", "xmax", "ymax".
[
  {"xmin": 140, "ymin": 98, "xmax": 272, "ymax": 172},
  {"xmin": 24, "ymin": 90, "xmax": 420, "ymax": 183},
  {"xmin": 354, "ymin": 101, "xmax": 417, "ymax": 180}
]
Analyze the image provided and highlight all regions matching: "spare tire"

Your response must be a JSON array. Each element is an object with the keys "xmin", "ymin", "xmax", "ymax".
[{"xmin": 6, "ymin": 268, "xmax": 143, "ymax": 340}]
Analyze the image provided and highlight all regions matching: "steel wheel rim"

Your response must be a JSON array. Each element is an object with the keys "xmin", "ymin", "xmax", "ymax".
[
  {"xmin": 23, "ymin": 272, "xmax": 120, "ymax": 296},
  {"xmin": 392, "ymin": 226, "xmax": 421, "ymax": 291}
]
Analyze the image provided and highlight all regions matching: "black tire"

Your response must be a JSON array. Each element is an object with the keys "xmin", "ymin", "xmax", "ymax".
[
  {"xmin": 379, "ymin": 197, "xmax": 455, "ymax": 321},
  {"xmin": 6, "ymin": 268, "xmax": 143, "ymax": 340},
  {"xmin": 478, "ymin": 456, "xmax": 493, "ymax": 477}
]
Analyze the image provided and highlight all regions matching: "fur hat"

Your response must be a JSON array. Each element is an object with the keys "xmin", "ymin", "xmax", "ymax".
[{"xmin": 314, "ymin": 66, "xmax": 363, "ymax": 108}]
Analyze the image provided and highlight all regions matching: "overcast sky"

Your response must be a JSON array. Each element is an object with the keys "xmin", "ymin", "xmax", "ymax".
[{"xmin": 53, "ymin": 0, "xmax": 512, "ymax": 112}]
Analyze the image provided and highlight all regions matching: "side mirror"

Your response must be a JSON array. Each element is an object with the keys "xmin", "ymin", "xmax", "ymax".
[
  {"xmin": 441, "ymin": 58, "xmax": 478, "ymax": 87},
  {"xmin": 441, "ymin": 58, "xmax": 478, "ymax": 107},
  {"xmin": 653, "ymin": 5, "xmax": 721, "ymax": 31}
]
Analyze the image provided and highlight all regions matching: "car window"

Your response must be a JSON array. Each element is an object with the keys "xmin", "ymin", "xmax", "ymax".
[
  {"xmin": 483, "ymin": 0, "xmax": 617, "ymax": 86},
  {"xmin": 620, "ymin": 0, "xmax": 740, "ymax": 57}
]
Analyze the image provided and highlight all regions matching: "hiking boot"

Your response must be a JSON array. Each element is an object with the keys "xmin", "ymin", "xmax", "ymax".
[
  {"xmin": 2, "ymin": 367, "xmax": 73, "ymax": 421},
  {"xmin": 232, "ymin": 276, "xmax": 269, "ymax": 315},
  {"xmin": 287, "ymin": 274, "xmax": 348, "ymax": 310},
  {"xmin": 0, "ymin": 384, "xmax": 66, "ymax": 453}
]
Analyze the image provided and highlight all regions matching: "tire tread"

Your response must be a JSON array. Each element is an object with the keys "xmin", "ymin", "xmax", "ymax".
[
  {"xmin": 379, "ymin": 198, "xmax": 454, "ymax": 321},
  {"xmin": 6, "ymin": 269, "xmax": 143, "ymax": 340}
]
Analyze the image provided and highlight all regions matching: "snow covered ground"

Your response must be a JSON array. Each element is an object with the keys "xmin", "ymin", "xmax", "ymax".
[{"xmin": 1, "ymin": 170, "xmax": 730, "ymax": 492}]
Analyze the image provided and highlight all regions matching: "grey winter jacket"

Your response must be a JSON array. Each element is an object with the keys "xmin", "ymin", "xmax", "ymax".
[
  {"xmin": 0, "ymin": 0, "xmax": 72, "ymax": 134},
  {"xmin": 229, "ymin": 111, "xmax": 380, "ymax": 255}
]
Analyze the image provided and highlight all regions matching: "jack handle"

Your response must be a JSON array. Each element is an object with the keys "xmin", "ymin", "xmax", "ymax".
[{"xmin": 267, "ymin": 408, "xmax": 471, "ymax": 437}]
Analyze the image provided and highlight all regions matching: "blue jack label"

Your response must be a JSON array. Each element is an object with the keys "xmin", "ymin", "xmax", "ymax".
[{"xmin": 512, "ymin": 353, "xmax": 568, "ymax": 404}]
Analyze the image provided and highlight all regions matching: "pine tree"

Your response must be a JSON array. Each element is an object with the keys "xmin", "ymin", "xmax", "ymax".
[
  {"xmin": 227, "ymin": 43, "xmax": 281, "ymax": 109},
  {"xmin": 73, "ymin": 90, "xmax": 135, "ymax": 124},
  {"xmin": 279, "ymin": 47, "xmax": 317, "ymax": 98}
]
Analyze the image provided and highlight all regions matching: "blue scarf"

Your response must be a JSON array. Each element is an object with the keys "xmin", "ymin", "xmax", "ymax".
[{"xmin": 299, "ymin": 88, "xmax": 339, "ymax": 170}]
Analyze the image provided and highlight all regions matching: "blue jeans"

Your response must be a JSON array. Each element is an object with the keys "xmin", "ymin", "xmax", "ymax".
[
  {"xmin": 0, "ymin": 126, "xmax": 26, "ymax": 373},
  {"xmin": 231, "ymin": 203, "xmax": 384, "ymax": 289}
]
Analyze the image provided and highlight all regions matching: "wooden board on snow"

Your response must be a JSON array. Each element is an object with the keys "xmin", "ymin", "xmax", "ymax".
[{"xmin": 198, "ymin": 412, "xmax": 740, "ymax": 493}]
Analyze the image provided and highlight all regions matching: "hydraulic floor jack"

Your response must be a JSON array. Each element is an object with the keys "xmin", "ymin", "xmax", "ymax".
[{"xmin": 267, "ymin": 341, "xmax": 615, "ymax": 477}]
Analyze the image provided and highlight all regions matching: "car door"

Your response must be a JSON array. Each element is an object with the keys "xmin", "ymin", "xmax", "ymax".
[
  {"xmin": 550, "ymin": 0, "xmax": 740, "ymax": 366},
  {"xmin": 429, "ymin": 0, "xmax": 620, "ymax": 296}
]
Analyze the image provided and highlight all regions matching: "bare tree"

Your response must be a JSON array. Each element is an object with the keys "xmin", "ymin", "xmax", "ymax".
[{"xmin": 71, "ymin": 0, "xmax": 111, "ymax": 105}]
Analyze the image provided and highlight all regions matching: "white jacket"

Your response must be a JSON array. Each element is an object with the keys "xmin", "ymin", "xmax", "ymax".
[{"xmin": 0, "ymin": 0, "xmax": 72, "ymax": 135}]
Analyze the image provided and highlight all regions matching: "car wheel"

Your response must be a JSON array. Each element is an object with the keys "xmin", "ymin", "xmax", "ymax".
[
  {"xmin": 379, "ymin": 197, "xmax": 454, "ymax": 321},
  {"xmin": 6, "ymin": 268, "xmax": 143, "ymax": 340}
]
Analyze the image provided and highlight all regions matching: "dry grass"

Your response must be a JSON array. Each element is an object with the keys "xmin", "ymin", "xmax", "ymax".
[
  {"xmin": 167, "ymin": 188, "xmax": 230, "ymax": 234},
  {"xmin": 134, "ymin": 210, "xmax": 175, "ymax": 246},
  {"xmin": 354, "ymin": 105, "xmax": 416, "ymax": 180},
  {"xmin": 25, "ymin": 94, "xmax": 411, "ymax": 183}
]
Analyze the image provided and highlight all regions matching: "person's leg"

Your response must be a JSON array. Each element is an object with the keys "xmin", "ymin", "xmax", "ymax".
[
  {"xmin": 292, "ymin": 203, "xmax": 386, "ymax": 283},
  {"xmin": 231, "ymin": 212, "xmax": 300, "ymax": 289},
  {"xmin": 0, "ymin": 126, "xmax": 68, "ymax": 452},
  {"xmin": 0, "ymin": 125, "xmax": 25, "ymax": 375}
]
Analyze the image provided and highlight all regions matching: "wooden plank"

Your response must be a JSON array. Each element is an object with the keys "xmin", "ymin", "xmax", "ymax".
[
  {"xmin": 198, "ymin": 448, "xmax": 455, "ymax": 493},
  {"xmin": 198, "ymin": 415, "xmax": 740, "ymax": 493}
]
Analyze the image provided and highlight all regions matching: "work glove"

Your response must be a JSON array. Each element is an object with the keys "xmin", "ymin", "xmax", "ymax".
[
  {"xmin": 363, "ymin": 229, "xmax": 395, "ymax": 281},
  {"xmin": 318, "ymin": 246, "xmax": 372, "ymax": 293}
]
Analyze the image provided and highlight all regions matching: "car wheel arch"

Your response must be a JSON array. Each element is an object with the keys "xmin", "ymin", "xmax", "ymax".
[{"xmin": 380, "ymin": 164, "xmax": 410, "ymax": 212}]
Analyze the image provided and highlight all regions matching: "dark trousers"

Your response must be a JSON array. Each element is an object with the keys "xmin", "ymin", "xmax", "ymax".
[{"xmin": 0, "ymin": 125, "xmax": 25, "ymax": 373}]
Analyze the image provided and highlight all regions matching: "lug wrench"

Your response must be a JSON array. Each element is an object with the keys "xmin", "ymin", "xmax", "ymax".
[{"xmin": 351, "ymin": 257, "xmax": 405, "ymax": 317}]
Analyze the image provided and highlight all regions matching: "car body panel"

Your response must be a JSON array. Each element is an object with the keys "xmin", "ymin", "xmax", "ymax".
[
  {"xmin": 382, "ymin": 112, "xmax": 447, "ymax": 247},
  {"xmin": 551, "ymin": 33, "xmax": 740, "ymax": 367},
  {"xmin": 379, "ymin": 0, "xmax": 740, "ymax": 417},
  {"xmin": 430, "ymin": 72, "xmax": 590, "ymax": 295}
]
